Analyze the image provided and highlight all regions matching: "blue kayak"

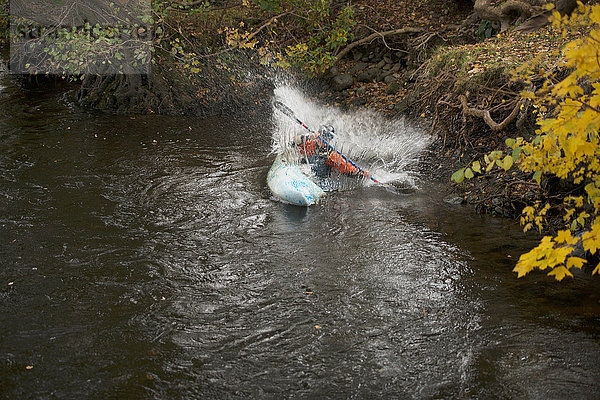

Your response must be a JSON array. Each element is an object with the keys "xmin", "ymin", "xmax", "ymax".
[{"xmin": 267, "ymin": 154, "xmax": 325, "ymax": 206}]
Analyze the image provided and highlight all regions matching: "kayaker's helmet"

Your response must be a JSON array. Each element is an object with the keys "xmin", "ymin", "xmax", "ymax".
[{"xmin": 318, "ymin": 125, "xmax": 335, "ymax": 141}]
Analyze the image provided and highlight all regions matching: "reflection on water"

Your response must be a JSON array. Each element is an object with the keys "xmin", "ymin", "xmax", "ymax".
[{"xmin": 0, "ymin": 76, "xmax": 599, "ymax": 399}]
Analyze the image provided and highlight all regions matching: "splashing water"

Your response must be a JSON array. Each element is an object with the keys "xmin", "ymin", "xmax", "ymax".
[{"xmin": 271, "ymin": 85, "xmax": 431, "ymax": 189}]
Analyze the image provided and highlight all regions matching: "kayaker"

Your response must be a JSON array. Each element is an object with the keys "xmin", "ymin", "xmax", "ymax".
[{"xmin": 292, "ymin": 125, "xmax": 370, "ymax": 179}]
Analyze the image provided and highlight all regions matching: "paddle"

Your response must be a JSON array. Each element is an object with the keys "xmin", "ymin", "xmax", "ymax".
[{"xmin": 273, "ymin": 101, "xmax": 381, "ymax": 184}]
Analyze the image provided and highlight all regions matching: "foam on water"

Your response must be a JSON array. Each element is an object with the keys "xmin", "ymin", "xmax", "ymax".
[{"xmin": 271, "ymin": 85, "xmax": 431, "ymax": 188}]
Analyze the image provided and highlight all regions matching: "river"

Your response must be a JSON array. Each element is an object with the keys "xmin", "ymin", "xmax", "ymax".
[{"xmin": 1, "ymin": 73, "xmax": 599, "ymax": 399}]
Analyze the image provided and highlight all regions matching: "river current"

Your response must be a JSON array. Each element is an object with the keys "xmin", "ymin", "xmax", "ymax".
[{"xmin": 1, "ymin": 74, "xmax": 599, "ymax": 399}]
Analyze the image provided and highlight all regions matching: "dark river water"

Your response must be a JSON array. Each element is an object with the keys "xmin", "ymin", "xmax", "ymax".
[{"xmin": 1, "ymin": 73, "xmax": 599, "ymax": 400}]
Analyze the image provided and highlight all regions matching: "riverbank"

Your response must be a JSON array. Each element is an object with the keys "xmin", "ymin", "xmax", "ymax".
[{"xmin": 314, "ymin": 18, "xmax": 583, "ymax": 219}]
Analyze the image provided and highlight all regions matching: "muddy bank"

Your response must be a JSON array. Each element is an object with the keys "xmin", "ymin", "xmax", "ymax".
[{"xmin": 75, "ymin": 50, "xmax": 274, "ymax": 117}]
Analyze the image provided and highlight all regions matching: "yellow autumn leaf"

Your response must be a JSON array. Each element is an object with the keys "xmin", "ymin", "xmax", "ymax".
[
  {"xmin": 566, "ymin": 256, "xmax": 586, "ymax": 270},
  {"xmin": 555, "ymin": 230, "xmax": 575, "ymax": 244},
  {"xmin": 582, "ymin": 221, "xmax": 600, "ymax": 254},
  {"xmin": 502, "ymin": 155, "xmax": 513, "ymax": 171},
  {"xmin": 513, "ymin": 260, "xmax": 531, "ymax": 278},
  {"xmin": 548, "ymin": 266, "xmax": 573, "ymax": 281}
]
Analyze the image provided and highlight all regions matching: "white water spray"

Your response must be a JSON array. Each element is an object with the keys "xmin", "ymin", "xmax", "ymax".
[{"xmin": 271, "ymin": 85, "xmax": 432, "ymax": 188}]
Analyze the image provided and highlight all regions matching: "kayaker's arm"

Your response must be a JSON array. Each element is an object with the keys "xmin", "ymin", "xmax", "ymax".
[{"xmin": 292, "ymin": 133, "xmax": 316, "ymax": 147}]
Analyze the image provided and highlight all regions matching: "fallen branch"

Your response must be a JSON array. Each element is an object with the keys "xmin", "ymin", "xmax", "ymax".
[
  {"xmin": 357, "ymin": 24, "xmax": 408, "ymax": 54},
  {"xmin": 459, "ymin": 94, "xmax": 523, "ymax": 132},
  {"xmin": 474, "ymin": 0, "xmax": 539, "ymax": 31},
  {"xmin": 334, "ymin": 27, "xmax": 425, "ymax": 64},
  {"xmin": 411, "ymin": 31, "xmax": 444, "ymax": 50},
  {"xmin": 246, "ymin": 11, "xmax": 289, "ymax": 41}
]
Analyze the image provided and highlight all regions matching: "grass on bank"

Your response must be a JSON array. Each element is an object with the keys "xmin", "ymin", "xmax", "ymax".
[{"xmin": 425, "ymin": 24, "xmax": 587, "ymax": 89}]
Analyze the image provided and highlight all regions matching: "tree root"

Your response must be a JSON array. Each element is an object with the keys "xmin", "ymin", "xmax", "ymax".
[
  {"xmin": 474, "ymin": 0, "xmax": 540, "ymax": 31},
  {"xmin": 459, "ymin": 94, "xmax": 524, "ymax": 132}
]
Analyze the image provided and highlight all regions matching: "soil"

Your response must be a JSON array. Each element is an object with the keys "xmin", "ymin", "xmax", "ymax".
[{"xmin": 322, "ymin": 0, "xmax": 474, "ymax": 111}]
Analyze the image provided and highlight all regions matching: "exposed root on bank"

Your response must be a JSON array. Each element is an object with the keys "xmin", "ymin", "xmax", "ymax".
[{"xmin": 458, "ymin": 93, "xmax": 524, "ymax": 132}]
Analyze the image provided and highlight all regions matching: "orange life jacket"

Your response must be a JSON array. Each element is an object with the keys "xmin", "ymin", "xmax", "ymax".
[
  {"xmin": 297, "ymin": 137, "xmax": 319, "ymax": 157},
  {"xmin": 325, "ymin": 152, "xmax": 360, "ymax": 175},
  {"xmin": 298, "ymin": 136, "xmax": 362, "ymax": 176}
]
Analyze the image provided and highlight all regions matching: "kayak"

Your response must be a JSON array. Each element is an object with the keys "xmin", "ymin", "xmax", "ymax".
[{"xmin": 267, "ymin": 154, "xmax": 325, "ymax": 206}]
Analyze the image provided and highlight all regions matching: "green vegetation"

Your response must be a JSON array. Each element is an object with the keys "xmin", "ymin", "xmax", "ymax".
[
  {"xmin": 10, "ymin": 2, "xmax": 153, "ymax": 77},
  {"xmin": 219, "ymin": 0, "xmax": 356, "ymax": 74},
  {"xmin": 9, "ymin": 0, "xmax": 356, "ymax": 78},
  {"xmin": 284, "ymin": 2, "xmax": 355, "ymax": 74}
]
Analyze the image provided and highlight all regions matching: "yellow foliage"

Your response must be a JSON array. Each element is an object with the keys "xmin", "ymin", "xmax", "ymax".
[
  {"xmin": 455, "ymin": 4, "xmax": 600, "ymax": 281},
  {"xmin": 509, "ymin": 4, "xmax": 600, "ymax": 280},
  {"xmin": 555, "ymin": 229, "xmax": 577, "ymax": 245}
]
